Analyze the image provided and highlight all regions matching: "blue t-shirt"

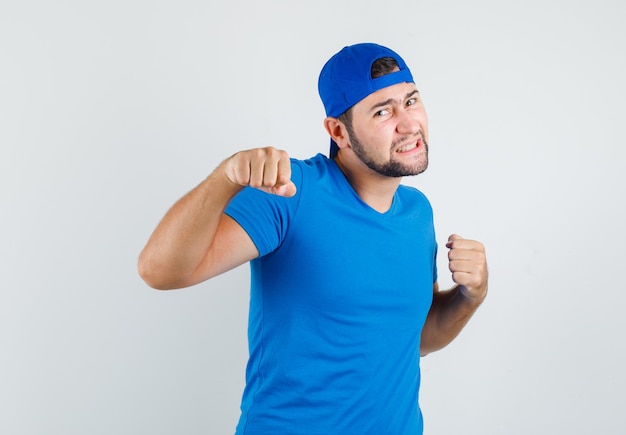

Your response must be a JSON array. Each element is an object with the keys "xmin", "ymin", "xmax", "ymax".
[{"xmin": 225, "ymin": 154, "xmax": 437, "ymax": 435}]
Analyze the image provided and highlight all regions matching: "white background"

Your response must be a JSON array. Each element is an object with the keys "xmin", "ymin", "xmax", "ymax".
[{"xmin": 2, "ymin": 0, "xmax": 625, "ymax": 434}]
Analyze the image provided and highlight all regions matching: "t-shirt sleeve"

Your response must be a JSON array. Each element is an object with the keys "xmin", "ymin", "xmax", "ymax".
[{"xmin": 224, "ymin": 160, "xmax": 302, "ymax": 257}]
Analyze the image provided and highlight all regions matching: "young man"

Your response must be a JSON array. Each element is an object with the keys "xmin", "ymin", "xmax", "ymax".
[{"xmin": 138, "ymin": 43, "xmax": 488, "ymax": 434}]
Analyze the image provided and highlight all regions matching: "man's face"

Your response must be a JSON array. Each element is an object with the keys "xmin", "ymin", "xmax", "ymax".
[{"xmin": 345, "ymin": 82, "xmax": 429, "ymax": 177}]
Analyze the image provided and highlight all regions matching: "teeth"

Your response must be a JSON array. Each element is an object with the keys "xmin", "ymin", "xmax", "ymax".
[{"xmin": 396, "ymin": 143, "xmax": 416, "ymax": 152}]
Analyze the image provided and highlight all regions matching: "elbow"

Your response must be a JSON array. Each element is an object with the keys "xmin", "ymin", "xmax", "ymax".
[
  {"xmin": 137, "ymin": 253, "xmax": 179, "ymax": 291},
  {"xmin": 419, "ymin": 343, "xmax": 446, "ymax": 358},
  {"xmin": 137, "ymin": 264, "xmax": 170, "ymax": 291},
  {"xmin": 139, "ymin": 276, "xmax": 175, "ymax": 291},
  {"xmin": 419, "ymin": 344, "xmax": 435, "ymax": 358},
  {"xmin": 419, "ymin": 332, "xmax": 451, "ymax": 357},
  {"xmin": 420, "ymin": 344, "xmax": 447, "ymax": 358}
]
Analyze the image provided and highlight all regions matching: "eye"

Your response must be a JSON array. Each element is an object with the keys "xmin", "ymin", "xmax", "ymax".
[
  {"xmin": 375, "ymin": 108, "xmax": 390, "ymax": 117},
  {"xmin": 406, "ymin": 97, "xmax": 417, "ymax": 106}
]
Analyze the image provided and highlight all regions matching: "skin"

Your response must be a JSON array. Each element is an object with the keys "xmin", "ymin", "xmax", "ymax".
[{"xmin": 138, "ymin": 81, "xmax": 488, "ymax": 356}]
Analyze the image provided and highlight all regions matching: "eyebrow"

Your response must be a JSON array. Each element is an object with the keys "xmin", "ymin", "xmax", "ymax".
[{"xmin": 368, "ymin": 89, "xmax": 420, "ymax": 113}]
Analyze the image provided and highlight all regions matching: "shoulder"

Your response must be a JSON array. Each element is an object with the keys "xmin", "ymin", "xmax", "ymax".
[
  {"xmin": 290, "ymin": 153, "xmax": 332, "ymax": 174},
  {"xmin": 289, "ymin": 153, "xmax": 337, "ymax": 188}
]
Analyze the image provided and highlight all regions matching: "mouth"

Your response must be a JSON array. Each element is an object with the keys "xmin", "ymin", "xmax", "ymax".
[
  {"xmin": 395, "ymin": 142, "xmax": 418, "ymax": 153},
  {"xmin": 394, "ymin": 135, "xmax": 424, "ymax": 154}
]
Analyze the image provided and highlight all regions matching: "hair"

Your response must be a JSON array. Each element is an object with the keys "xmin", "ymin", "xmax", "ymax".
[{"xmin": 337, "ymin": 56, "xmax": 399, "ymax": 129}]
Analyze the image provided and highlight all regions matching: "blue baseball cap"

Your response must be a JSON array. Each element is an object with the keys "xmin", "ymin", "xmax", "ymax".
[{"xmin": 318, "ymin": 43, "xmax": 415, "ymax": 157}]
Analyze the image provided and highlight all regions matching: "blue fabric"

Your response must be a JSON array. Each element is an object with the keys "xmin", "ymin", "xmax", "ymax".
[
  {"xmin": 225, "ymin": 154, "xmax": 437, "ymax": 435},
  {"xmin": 318, "ymin": 43, "xmax": 414, "ymax": 118}
]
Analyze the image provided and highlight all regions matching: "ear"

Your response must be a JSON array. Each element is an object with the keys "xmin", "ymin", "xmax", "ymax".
[{"xmin": 323, "ymin": 117, "xmax": 349, "ymax": 150}]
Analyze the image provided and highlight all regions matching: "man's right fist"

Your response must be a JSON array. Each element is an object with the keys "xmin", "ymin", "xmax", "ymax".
[{"xmin": 222, "ymin": 147, "xmax": 297, "ymax": 197}]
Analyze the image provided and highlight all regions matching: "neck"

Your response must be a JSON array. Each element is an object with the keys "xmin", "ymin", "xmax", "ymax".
[{"xmin": 333, "ymin": 153, "xmax": 401, "ymax": 213}]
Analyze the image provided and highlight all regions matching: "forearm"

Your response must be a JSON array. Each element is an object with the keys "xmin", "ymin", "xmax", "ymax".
[
  {"xmin": 420, "ymin": 284, "xmax": 486, "ymax": 356},
  {"xmin": 137, "ymin": 164, "xmax": 242, "ymax": 289}
]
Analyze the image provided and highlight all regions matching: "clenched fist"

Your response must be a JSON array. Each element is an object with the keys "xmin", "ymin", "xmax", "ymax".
[
  {"xmin": 446, "ymin": 234, "xmax": 488, "ymax": 301},
  {"xmin": 221, "ymin": 147, "xmax": 297, "ymax": 197}
]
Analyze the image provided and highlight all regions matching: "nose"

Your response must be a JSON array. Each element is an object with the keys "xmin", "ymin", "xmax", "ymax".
[{"xmin": 396, "ymin": 109, "xmax": 421, "ymax": 135}]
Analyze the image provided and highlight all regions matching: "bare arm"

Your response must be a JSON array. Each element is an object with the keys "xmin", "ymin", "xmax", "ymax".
[
  {"xmin": 137, "ymin": 147, "xmax": 296, "ymax": 290},
  {"xmin": 420, "ymin": 235, "xmax": 488, "ymax": 356}
]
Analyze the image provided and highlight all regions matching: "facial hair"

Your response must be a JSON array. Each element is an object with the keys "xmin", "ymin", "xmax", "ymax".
[{"xmin": 347, "ymin": 128, "xmax": 429, "ymax": 178}]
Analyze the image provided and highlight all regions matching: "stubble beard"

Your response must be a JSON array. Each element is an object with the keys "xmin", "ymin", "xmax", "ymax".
[{"xmin": 347, "ymin": 129, "xmax": 429, "ymax": 178}]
